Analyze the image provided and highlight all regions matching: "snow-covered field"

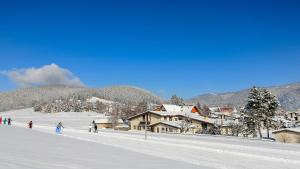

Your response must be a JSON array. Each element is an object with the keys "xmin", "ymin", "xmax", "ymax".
[
  {"xmin": 0, "ymin": 108, "xmax": 104, "ymax": 130},
  {"xmin": 1, "ymin": 108, "xmax": 300, "ymax": 169},
  {"xmin": 0, "ymin": 126, "xmax": 201, "ymax": 169}
]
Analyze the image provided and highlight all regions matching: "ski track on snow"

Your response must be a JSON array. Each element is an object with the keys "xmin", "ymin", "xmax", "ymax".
[{"xmin": 12, "ymin": 121, "xmax": 300, "ymax": 169}]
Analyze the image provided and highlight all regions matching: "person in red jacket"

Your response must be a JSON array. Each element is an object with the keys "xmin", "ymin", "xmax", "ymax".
[{"xmin": 0, "ymin": 116, "xmax": 2, "ymax": 124}]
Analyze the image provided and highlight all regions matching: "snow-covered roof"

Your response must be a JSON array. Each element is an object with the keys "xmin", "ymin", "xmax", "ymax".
[
  {"xmin": 161, "ymin": 104, "xmax": 182, "ymax": 112},
  {"xmin": 149, "ymin": 111, "xmax": 214, "ymax": 124},
  {"xmin": 151, "ymin": 121, "xmax": 181, "ymax": 128},
  {"xmin": 272, "ymin": 127, "xmax": 300, "ymax": 134},
  {"xmin": 213, "ymin": 119, "xmax": 237, "ymax": 126},
  {"xmin": 209, "ymin": 107, "xmax": 237, "ymax": 113},
  {"xmin": 160, "ymin": 104, "xmax": 198, "ymax": 113},
  {"xmin": 94, "ymin": 118, "xmax": 123, "ymax": 124},
  {"xmin": 115, "ymin": 124, "xmax": 130, "ymax": 128}
]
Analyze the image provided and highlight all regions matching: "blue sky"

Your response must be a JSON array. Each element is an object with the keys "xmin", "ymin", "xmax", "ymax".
[{"xmin": 0, "ymin": 0, "xmax": 300, "ymax": 98}]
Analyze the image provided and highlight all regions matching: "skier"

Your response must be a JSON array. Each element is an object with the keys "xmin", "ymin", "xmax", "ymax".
[
  {"xmin": 0, "ymin": 116, "xmax": 2, "ymax": 124},
  {"xmin": 88, "ymin": 124, "xmax": 92, "ymax": 132},
  {"xmin": 94, "ymin": 123, "xmax": 98, "ymax": 133},
  {"xmin": 7, "ymin": 118, "xmax": 11, "ymax": 125},
  {"xmin": 28, "ymin": 121, "xmax": 33, "ymax": 129},
  {"xmin": 3, "ymin": 118, "xmax": 7, "ymax": 125},
  {"xmin": 56, "ymin": 122, "xmax": 64, "ymax": 134}
]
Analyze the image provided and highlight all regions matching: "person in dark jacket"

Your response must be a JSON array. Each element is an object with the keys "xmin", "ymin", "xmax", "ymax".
[
  {"xmin": 7, "ymin": 118, "xmax": 11, "ymax": 125},
  {"xmin": 28, "ymin": 121, "xmax": 33, "ymax": 129},
  {"xmin": 94, "ymin": 123, "xmax": 98, "ymax": 133}
]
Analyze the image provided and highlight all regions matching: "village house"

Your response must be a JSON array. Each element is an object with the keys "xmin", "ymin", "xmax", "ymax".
[
  {"xmin": 128, "ymin": 104, "xmax": 214, "ymax": 134},
  {"xmin": 154, "ymin": 104, "xmax": 204, "ymax": 115},
  {"xmin": 209, "ymin": 107, "xmax": 237, "ymax": 120},
  {"xmin": 286, "ymin": 111, "xmax": 300, "ymax": 125},
  {"xmin": 272, "ymin": 128, "xmax": 300, "ymax": 143},
  {"xmin": 94, "ymin": 118, "xmax": 124, "ymax": 129}
]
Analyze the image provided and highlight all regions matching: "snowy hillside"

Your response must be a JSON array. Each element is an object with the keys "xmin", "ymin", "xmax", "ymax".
[
  {"xmin": 0, "ymin": 85, "xmax": 163, "ymax": 111},
  {"xmin": 86, "ymin": 96, "xmax": 116, "ymax": 104},
  {"xmin": 188, "ymin": 82, "xmax": 300, "ymax": 111}
]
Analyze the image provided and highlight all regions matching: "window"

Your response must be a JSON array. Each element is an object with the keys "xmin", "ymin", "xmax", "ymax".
[
  {"xmin": 169, "ymin": 128, "xmax": 173, "ymax": 132},
  {"xmin": 162, "ymin": 128, "xmax": 165, "ymax": 132},
  {"xmin": 164, "ymin": 117, "xmax": 167, "ymax": 120},
  {"xmin": 169, "ymin": 117, "xmax": 172, "ymax": 121},
  {"xmin": 166, "ymin": 128, "xmax": 168, "ymax": 132},
  {"xmin": 133, "ymin": 125, "xmax": 136, "ymax": 130}
]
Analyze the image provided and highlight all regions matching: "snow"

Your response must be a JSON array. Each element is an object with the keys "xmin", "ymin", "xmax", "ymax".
[
  {"xmin": 157, "ymin": 121, "xmax": 182, "ymax": 128},
  {"xmin": 161, "ymin": 104, "xmax": 198, "ymax": 113},
  {"xmin": 273, "ymin": 127, "xmax": 300, "ymax": 133},
  {"xmin": 94, "ymin": 118, "xmax": 123, "ymax": 124},
  {"xmin": 0, "ymin": 126, "xmax": 201, "ymax": 169},
  {"xmin": 150, "ymin": 110, "xmax": 215, "ymax": 123},
  {"xmin": 1, "ymin": 108, "xmax": 300, "ymax": 169},
  {"xmin": 86, "ymin": 96, "xmax": 116, "ymax": 104},
  {"xmin": 0, "ymin": 108, "xmax": 105, "ymax": 130}
]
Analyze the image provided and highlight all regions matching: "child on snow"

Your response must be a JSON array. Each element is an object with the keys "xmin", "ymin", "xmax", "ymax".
[
  {"xmin": 89, "ymin": 124, "xmax": 92, "ymax": 132},
  {"xmin": 56, "ymin": 122, "xmax": 64, "ymax": 134}
]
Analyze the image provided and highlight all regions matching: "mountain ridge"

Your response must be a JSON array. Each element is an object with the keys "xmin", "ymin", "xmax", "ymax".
[{"xmin": 187, "ymin": 82, "xmax": 300, "ymax": 111}]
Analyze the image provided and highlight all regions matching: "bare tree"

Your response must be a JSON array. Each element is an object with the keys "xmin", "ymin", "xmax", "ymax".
[
  {"xmin": 109, "ymin": 104, "xmax": 122, "ymax": 128},
  {"xmin": 178, "ymin": 115, "xmax": 192, "ymax": 133},
  {"xmin": 170, "ymin": 95, "xmax": 184, "ymax": 106}
]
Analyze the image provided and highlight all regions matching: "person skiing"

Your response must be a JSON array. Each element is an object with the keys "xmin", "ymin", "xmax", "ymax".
[
  {"xmin": 56, "ymin": 122, "xmax": 64, "ymax": 134},
  {"xmin": 3, "ymin": 118, "xmax": 7, "ymax": 125},
  {"xmin": 7, "ymin": 118, "xmax": 11, "ymax": 125},
  {"xmin": 0, "ymin": 116, "xmax": 2, "ymax": 124},
  {"xmin": 88, "ymin": 124, "xmax": 92, "ymax": 132},
  {"xmin": 94, "ymin": 123, "xmax": 98, "ymax": 133},
  {"xmin": 28, "ymin": 121, "xmax": 33, "ymax": 129}
]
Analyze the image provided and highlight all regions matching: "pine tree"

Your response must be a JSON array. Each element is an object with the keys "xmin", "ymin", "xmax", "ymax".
[{"xmin": 244, "ymin": 86, "xmax": 280, "ymax": 138}]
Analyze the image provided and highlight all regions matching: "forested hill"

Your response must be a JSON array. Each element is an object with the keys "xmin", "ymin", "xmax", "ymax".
[{"xmin": 0, "ymin": 85, "xmax": 163, "ymax": 111}]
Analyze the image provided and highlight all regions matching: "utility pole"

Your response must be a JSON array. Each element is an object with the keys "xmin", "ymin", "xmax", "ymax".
[{"xmin": 145, "ymin": 112, "xmax": 148, "ymax": 140}]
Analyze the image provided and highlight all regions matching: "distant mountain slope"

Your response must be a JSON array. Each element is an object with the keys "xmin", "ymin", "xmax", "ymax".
[
  {"xmin": 187, "ymin": 82, "xmax": 300, "ymax": 111},
  {"xmin": 0, "ymin": 85, "xmax": 163, "ymax": 111}
]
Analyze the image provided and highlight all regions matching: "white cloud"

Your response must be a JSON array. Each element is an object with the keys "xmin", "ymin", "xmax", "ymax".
[{"xmin": 1, "ymin": 64, "xmax": 84, "ymax": 87}]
